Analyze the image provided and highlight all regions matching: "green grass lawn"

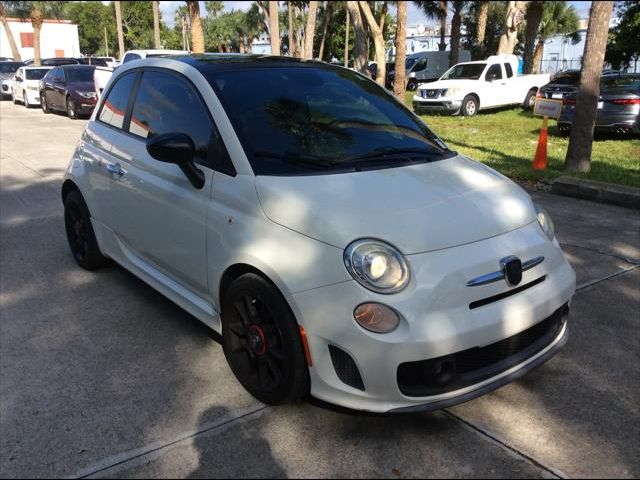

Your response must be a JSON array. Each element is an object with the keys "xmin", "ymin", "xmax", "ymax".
[{"xmin": 405, "ymin": 93, "xmax": 640, "ymax": 188}]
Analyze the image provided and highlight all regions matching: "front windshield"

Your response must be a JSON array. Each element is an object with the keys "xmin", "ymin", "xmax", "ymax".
[
  {"xmin": 0, "ymin": 62, "xmax": 22, "ymax": 74},
  {"xmin": 25, "ymin": 68, "xmax": 49, "ymax": 80},
  {"xmin": 406, "ymin": 58, "xmax": 417, "ymax": 70},
  {"xmin": 442, "ymin": 63, "xmax": 486, "ymax": 80},
  {"xmin": 64, "ymin": 67, "xmax": 95, "ymax": 83},
  {"xmin": 207, "ymin": 66, "xmax": 452, "ymax": 175}
]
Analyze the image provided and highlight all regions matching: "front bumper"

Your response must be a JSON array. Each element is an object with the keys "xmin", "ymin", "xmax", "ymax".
[
  {"xmin": 288, "ymin": 221, "xmax": 576, "ymax": 413},
  {"xmin": 412, "ymin": 97, "xmax": 462, "ymax": 115},
  {"xmin": 71, "ymin": 95, "xmax": 97, "ymax": 114}
]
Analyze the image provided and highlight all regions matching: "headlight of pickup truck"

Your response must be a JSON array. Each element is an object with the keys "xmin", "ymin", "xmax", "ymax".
[{"xmin": 445, "ymin": 87, "xmax": 463, "ymax": 97}]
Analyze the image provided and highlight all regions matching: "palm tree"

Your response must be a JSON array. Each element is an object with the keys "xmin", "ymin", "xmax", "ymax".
[
  {"xmin": 268, "ymin": 1, "xmax": 280, "ymax": 55},
  {"xmin": 359, "ymin": 1, "xmax": 386, "ymax": 85},
  {"xmin": 0, "ymin": 2, "xmax": 22, "ymax": 60},
  {"xmin": 414, "ymin": 1, "xmax": 448, "ymax": 51},
  {"xmin": 303, "ymin": 1, "xmax": 318, "ymax": 59},
  {"xmin": 449, "ymin": 1, "xmax": 467, "ymax": 66},
  {"xmin": 565, "ymin": 1, "xmax": 614, "ymax": 173},
  {"xmin": 114, "ymin": 1, "xmax": 125, "ymax": 58},
  {"xmin": 497, "ymin": 1, "xmax": 528, "ymax": 54},
  {"xmin": 393, "ymin": 0, "xmax": 407, "ymax": 100},
  {"xmin": 287, "ymin": 1, "xmax": 294, "ymax": 55},
  {"xmin": 318, "ymin": 1, "xmax": 333, "ymax": 61},
  {"xmin": 187, "ymin": 1, "xmax": 205, "ymax": 53},
  {"xmin": 531, "ymin": 1, "xmax": 580, "ymax": 74},
  {"xmin": 346, "ymin": 1, "xmax": 368, "ymax": 75},
  {"xmin": 475, "ymin": 0, "xmax": 489, "ymax": 48},
  {"xmin": 522, "ymin": 1, "xmax": 543, "ymax": 73},
  {"xmin": 152, "ymin": 0, "xmax": 161, "ymax": 49}
]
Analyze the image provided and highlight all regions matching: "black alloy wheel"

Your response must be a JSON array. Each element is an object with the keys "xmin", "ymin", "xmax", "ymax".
[
  {"xmin": 64, "ymin": 190, "xmax": 108, "ymax": 270},
  {"xmin": 222, "ymin": 274, "xmax": 309, "ymax": 405}
]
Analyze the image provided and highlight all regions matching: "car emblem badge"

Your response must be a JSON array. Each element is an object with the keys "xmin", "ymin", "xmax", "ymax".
[{"xmin": 500, "ymin": 256, "xmax": 523, "ymax": 286}]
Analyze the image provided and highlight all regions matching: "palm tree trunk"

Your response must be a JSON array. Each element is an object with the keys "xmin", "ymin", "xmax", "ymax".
[
  {"xmin": 187, "ymin": 1, "xmax": 205, "ymax": 53},
  {"xmin": 531, "ymin": 39, "xmax": 544, "ymax": 74},
  {"xmin": 523, "ymin": 1, "xmax": 543, "ymax": 73},
  {"xmin": 152, "ymin": 1, "xmax": 161, "ymax": 49},
  {"xmin": 288, "ymin": 2, "xmax": 294, "ymax": 55},
  {"xmin": 268, "ymin": 1, "xmax": 281, "ymax": 55},
  {"xmin": 476, "ymin": 1, "xmax": 489, "ymax": 47},
  {"xmin": 497, "ymin": 1, "xmax": 528, "ymax": 54},
  {"xmin": 344, "ymin": 7, "xmax": 349, "ymax": 67},
  {"xmin": 565, "ymin": 1, "xmax": 614, "ymax": 173},
  {"xmin": 359, "ymin": 1, "xmax": 385, "ymax": 85},
  {"xmin": 393, "ymin": 0, "xmax": 407, "ymax": 100},
  {"xmin": 318, "ymin": 2, "xmax": 333, "ymax": 61},
  {"xmin": 303, "ymin": 1, "xmax": 318, "ymax": 60},
  {"xmin": 346, "ymin": 1, "xmax": 368, "ymax": 76},
  {"xmin": 0, "ymin": 5, "xmax": 21, "ymax": 61},
  {"xmin": 30, "ymin": 9, "xmax": 43, "ymax": 66},
  {"xmin": 114, "ymin": 1, "xmax": 125, "ymax": 59},
  {"xmin": 438, "ymin": 0, "xmax": 447, "ymax": 51},
  {"xmin": 449, "ymin": 1, "xmax": 462, "ymax": 66}
]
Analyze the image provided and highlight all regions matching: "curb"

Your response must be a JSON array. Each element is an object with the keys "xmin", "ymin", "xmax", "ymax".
[{"xmin": 550, "ymin": 176, "xmax": 640, "ymax": 210}]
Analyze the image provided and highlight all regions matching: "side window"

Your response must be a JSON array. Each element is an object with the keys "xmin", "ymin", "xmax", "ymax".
[
  {"xmin": 486, "ymin": 64, "xmax": 502, "ymax": 81},
  {"xmin": 128, "ymin": 70, "xmax": 234, "ymax": 174},
  {"xmin": 414, "ymin": 58, "xmax": 427, "ymax": 71},
  {"xmin": 504, "ymin": 63, "xmax": 514, "ymax": 78},
  {"xmin": 122, "ymin": 53, "xmax": 141, "ymax": 64},
  {"xmin": 98, "ymin": 73, "xmax": 137, "ymax": 130}
]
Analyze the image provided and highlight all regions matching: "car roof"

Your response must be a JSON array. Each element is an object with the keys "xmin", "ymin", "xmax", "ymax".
[
  {"xmin": 57, "ymin": 64, "xmax": 96, "ymax": 70},
  {"xmin": 23, "ymin": 65, "xmax": 53, "ymax": 70}
]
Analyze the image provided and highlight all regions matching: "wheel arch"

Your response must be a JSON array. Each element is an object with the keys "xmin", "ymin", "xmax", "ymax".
[{"xmin": 218, "ymin": 263, "xmax": 287, "ymax": 311}]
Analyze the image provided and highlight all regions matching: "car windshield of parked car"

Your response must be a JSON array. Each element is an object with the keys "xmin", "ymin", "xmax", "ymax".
[
  {"xmin": 25, "ymin": 68, "xmax": 49, "ymax": 80},
  {"xmin": 0, "ymin": 62, "xmax": 22, "ymax": 74},
  {"xmin": 442, "ymin": 63, "xmax": 486, "ymax": 80},
  {"xmin": 64, "ymin": 67, "xmax": 95, "ymax": 83},
  {"xmin": 207, "ymin": 66, "xmax": 452, "ymax": 175},
  {"xmin": 601, "ymin": 75, "xmax": 640, "ymax": 90},
  {"xmin": 406, "ymin": 58, "xmax": 417, "ymax": 70}
]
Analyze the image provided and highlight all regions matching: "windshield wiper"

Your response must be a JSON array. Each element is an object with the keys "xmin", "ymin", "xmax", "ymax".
[
  {"xmin": 342, "ymin": 146, "xmax": 451, "ymax": 164},
  {"xmin": 253, "ymin": 151, "xmax": 337, "ymax": 170}
]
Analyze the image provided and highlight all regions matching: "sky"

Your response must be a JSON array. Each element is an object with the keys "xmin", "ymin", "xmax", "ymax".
[{"xmin": 158, "ymin": 1, "xmax": 594, "ymax": 28}]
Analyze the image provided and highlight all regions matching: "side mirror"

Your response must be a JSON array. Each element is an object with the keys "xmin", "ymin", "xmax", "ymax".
[{"xmin": 146, "ymin": 132, "xmax": 205, "ymax": 189}]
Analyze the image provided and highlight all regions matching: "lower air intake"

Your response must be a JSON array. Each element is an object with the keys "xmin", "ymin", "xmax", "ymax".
[{"xmin": 329, "ymin": 345, "xmax": 365, "ymax": 391}]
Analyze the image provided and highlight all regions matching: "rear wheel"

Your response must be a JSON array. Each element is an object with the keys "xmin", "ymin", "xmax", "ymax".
[
  {"xmin": 523, "ymin": 89, "xmax": 537, "ymax": 110},
  {"xmin": 222, "ymin": 273, "xmax": 309, "ymax": 405},
  {"xmin": 461, "ymin": 95, "xmax": 479, "ymax": 117},
  {"xmin": 64, "ymin": 190, "xmax": 108, "ymax": 270}
]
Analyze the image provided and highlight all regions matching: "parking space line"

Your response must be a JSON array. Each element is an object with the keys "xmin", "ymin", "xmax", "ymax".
[
  {"xmin": 443, "ymin": 410, "xmax": 566, "ymax": 479},
  {"xmin": 69, "ymin": 406, "xmax": 269, "ymax": 479},
  {"xmin": 575, "ymin": 265, "xmax": 640, "ymax": 293},
  {"xmin": 560, "ymin": 242, "xmax": 640, "ymax": 267}
]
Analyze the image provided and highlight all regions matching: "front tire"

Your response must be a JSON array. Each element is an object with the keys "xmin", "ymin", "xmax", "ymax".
[
  {"xmin": 12, "ymin": 91, "xmax": 18, "ymax": 104},
  {"xmin": 41, "ymin": 93, "xmax": 50, "ymax": 113},
  {"xmin": 461, "ymin": 95, "xmax": 479, "ymax": 117},
  {"xmin": 64, "ymin": 190, "xmax": 108, "ymax": 270},
  {"xmin": 407, "ymin": 79, "xmax": 418, "ymax": 91},
  {"xmin": 66, "ymin": 96, "xmax": 77, "ymax": 119},
  {"xmin": 23, "ymin": 92, "xmax": 30, "ymax": 108},
  {"xmin": 222, "ymin": 273, "xmax": 309, "ymax": 405}
]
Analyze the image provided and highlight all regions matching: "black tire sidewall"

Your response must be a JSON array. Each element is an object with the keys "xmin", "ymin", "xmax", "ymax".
[
  {"xmin": 64, "ymin": 190, "xmax": 107, "ymax": 270},
  {"xmin": 407, "ymin": 79, "xmax": 418, "ymax": 91},
  {"xmin": 41, "ymin": 94, "xmax": 49, "ymax": 113},
  {"xmin": 222, "ymin": 273, "xmax": 309, "ymax": 405}
]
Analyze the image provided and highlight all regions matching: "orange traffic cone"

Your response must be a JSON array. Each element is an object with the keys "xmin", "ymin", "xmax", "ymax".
[{"xmin": 533, "ymin": 116, "xmax": 549, "ymax": 170}]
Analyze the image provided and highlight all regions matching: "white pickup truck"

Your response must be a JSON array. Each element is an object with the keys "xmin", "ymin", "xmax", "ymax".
[{"xmin": 413, "ymin": 55, "xmax": 550, "ymax": 117}]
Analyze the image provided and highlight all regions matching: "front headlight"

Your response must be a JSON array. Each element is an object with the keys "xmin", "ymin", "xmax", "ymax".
[
  {"xmin": 534, "ymin": 203, "xmax": 555, "ymax": 240},
  {"xmin": 344, "ymin": 239, "xmax": 410, "ymax": 294},
  {"xmin": 445, "ymin": 87, "xmax": 462, "ymax": 97},
  {"xmin": 77, "ymin": 91, "xmax": 96, "ymax": 99}
]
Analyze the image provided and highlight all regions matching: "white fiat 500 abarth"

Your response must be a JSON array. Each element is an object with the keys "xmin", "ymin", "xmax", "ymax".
[{"xmin": 62, "ymin": 55, "xmax": 576, "ymax": 413}]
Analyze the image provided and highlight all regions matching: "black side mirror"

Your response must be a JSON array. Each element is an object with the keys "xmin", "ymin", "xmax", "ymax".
[{"xmin": 146, "ymin": 132, "xmax": 205, "ymax": 189}]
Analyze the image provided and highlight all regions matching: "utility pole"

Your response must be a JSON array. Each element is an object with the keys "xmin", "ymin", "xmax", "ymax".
[{"xmin": 344, "ymin": 8, "xmax": 349, "ymax": 67}]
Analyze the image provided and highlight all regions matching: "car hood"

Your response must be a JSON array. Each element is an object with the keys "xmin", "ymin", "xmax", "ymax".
[
  {"xmin": 255, "ymin": 155, "xmax": 537, "ymax": 254},
  {"xmin": 0, "ymin": 73, "xmax": 14, "ymax": 80},
  {"xmin": 68, "ymin": 81, "xmax": 95, "ymax": 92}
]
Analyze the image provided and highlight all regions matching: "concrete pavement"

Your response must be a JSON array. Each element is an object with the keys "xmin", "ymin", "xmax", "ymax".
[{"xmin": 1, "ymin": 100, "xmax": 638, "ymax": 478}]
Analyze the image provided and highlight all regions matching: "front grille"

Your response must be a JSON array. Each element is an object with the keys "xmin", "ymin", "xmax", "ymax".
[
  {"xmin": 469, "ymin": 276, "xmax": 546, "ymax": 310},
  {"xmin": 397, "ymin": 304, "xmax": 568, "ymax": 397},
  {"xmin": 329, "ymin": 345, "xmax": 365, "ymax": 391},
  {"xmin": 421, "ymin": 89, "xmax": 442, "ymax": 99}
]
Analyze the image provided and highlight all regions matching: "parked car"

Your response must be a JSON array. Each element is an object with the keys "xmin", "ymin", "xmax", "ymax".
[
  {"xmin": 94, "ymin": 49, "xmax": 188, "ymax": 95},
  {"xmin": 413, "ymin": 55, "xmax": 550, "ymax": 116},
  {"xmin": 39, "ymin": 65, "xmax": 97, "ymax": 119},
  {"xmin": 62, "ymin": 54, "xmax": 576, "ymax": 413},
  {"xmin": 388, "ymin": 50, "xmax": 472, "ymax": 91},
  {"xmin": 0, "ymin": 56, "xmax": 14, "ymax": 62},
  {"xmin": 24, "ymin": 58, "xmax": 80, "ymax": 66},
  {"xmin": 538, "ymin": 69, "xmax": 621, "ymax": 101},
  {"xmin": 10, "ymin": 66, "xmax": 53, "ymax": 107},
  {"xmin": 558, "ymin": 74, "xmax": 640, "ymax": 135},
  {"xmin": 76, "ymin": 57, "xmax": 110, "ymax": 67},
  {"xmin": 0, "ymin": 61, "xmax": 24, "ymax": 98}
]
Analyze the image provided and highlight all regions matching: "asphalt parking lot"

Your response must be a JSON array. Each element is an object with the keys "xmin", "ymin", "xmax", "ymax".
[{"xmin": 1, "ymin": 99, "xmax": 639, "ymax": 479}]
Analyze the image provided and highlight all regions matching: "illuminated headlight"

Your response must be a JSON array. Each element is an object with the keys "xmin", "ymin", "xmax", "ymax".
[
  {"xmin": 77, "ymin": 91, "xmax": 96, "ymax": 99},
  {"xmin": 534, "ymin": 203, "xmax": 555, "ymax": 240},
  {"xmin": 344, "ymin": 239, "xmax": 410, "ymax": 294}
]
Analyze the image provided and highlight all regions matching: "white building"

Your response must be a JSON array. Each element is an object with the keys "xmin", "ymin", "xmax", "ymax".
[{"xmin": 0, "ymin": 18, "xmax": 80, "ymax": 61}]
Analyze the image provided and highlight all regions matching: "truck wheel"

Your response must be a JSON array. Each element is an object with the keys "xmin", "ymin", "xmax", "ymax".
[
  {"xmin": 407, "ymin": 79, "xmax": 418, "ymax": 91},
  {"xmin": 523, "ymin": 89, "xmax": 537, "ymax": 110},
  {"xmin": 461, "ymin": 95, "xmax": 479, "ymax": 117}
]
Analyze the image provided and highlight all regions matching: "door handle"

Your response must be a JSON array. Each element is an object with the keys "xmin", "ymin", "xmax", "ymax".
[{"xmin": 106, "ymin": 162, "xmax": 125, "ymax": 177}]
